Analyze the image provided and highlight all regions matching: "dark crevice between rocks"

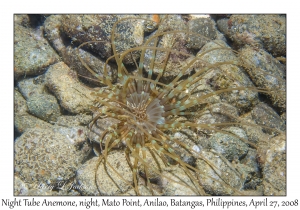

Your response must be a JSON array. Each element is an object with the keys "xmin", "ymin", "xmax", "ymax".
[{"xmin": 28, "ymin": 14, "xmax": 47, "ymax": 28}]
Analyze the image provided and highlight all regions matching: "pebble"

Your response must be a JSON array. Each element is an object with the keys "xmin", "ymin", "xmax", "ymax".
[
  {"xmin": 60, "ymin": 15, "xmax": 144, "ymax": 64},
  {"xmin": 43, "ymin": 15, "xmax": 66, "ymax": 53},
  {"xmin": 198, "ymin": 40, "xmax": 258, "ymax": 112},
  {"xmin": 251, "ymin": 102, "xmax": 286, "ymax": 134},
  {"xmin": 60, "ymin": 14, "xmax": 116, "ymax": 59},
  {"xmin": 14, "ymin": 176, "xmax": 29, "ymax": 195},
  {"xmin": 14, "ymin": 14, "xmax": 30, "ymax": 28},
  {"xmin": 196, "ymin": 151, "xmax": 242, "ymax": 195},
  {"xmin": 93, "ymin": 150, "xmax": 133, "ymax": 195},
  {"xmin": 55, "ymin": 113, "xmax": 92, "ymax": 127},
  {"xmin": 62, "ymin": 46, "xmax": 117, "ymax": 87},
  {"xmin": 14, "ymin": 89, "xmax": 28, "ymax": 114},
  {"xmin": 27, "ymin": 94, "xmax": 61, "ymax": 122},
  {"xmin": 44, "ymin": 62, "xmax": 97, "ymax": 114},
  {"xmin": 17, "ymin": 75, "xmax": 48, "ymax": 100},
  {"xmin": 169, "ymin": 129, "xmax": 203, "ymax": 166},
  {"xmin": 14, "ymin": 128, "xmax": 88, "ymax": 188},
  {"xmin": 195, "ymin": 102, "xmax": 239, "ymax": 136},
  {"xmin": 217, "ymin": 15, "xmax": 286, "ymax": 57},
  {"xmin": 209, "ymin": 127, "xmax": 249, "ymax": 162},
  {"xmin": 14, "ymin": 24, "xmax": 59, "ymax": 79},
  {"xmin": 239, "ymin": 46, "xmax": 286, "ymax": 112},
  {"xmin": 196, "ymin": 150, "xmax": 243, "ymax": 195},
  {"xmin": 143, "ymin": 15, "xmax": 195, "ymax": 81},
  {"xmin": 161, "ymin": 166, "xmax": 198, "ymax": 195},
  {"xmin": 239, "ymin": 148, "xmax": 261, "ymax": 190},
  {"xmin": 75, "ymin": 157, "xmax": 101, "ymax": 195},
  {"xmin": 14, "ymin": 112, "xmax": 52, "ymax": 134},
  {"xmin": 187, "ymin": 17, "xmax": 217, "ymax": 50},
  {"xmin": 262, "ymin": 134, "xmax": 286, "ymax": 195}
]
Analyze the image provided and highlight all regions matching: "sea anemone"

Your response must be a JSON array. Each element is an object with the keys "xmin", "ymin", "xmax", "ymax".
[{"xmin": 76, "ymin": 15, "xmax": 285, "ymax": 195}]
